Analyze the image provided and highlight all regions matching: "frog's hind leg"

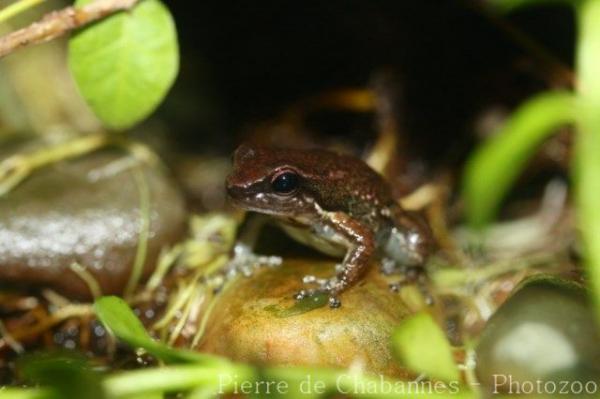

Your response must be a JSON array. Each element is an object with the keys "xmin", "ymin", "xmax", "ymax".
[{"xmin": 387, "ymin": 265, "xmax": 434, "ymax": 305}]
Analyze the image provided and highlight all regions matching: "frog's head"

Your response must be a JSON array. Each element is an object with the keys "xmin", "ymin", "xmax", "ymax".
[{"xmin": 226, "ymin": 144, "xmax": 315, "ymax": 216}]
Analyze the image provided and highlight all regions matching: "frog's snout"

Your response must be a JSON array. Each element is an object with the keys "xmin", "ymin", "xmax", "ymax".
[
  {"xmin": 225, "ymin": 175, "xmax": 253, "ymax": 202},
  {"xmin": 225, "ymin": 176, "xmax": 242, "ymax": 199}
]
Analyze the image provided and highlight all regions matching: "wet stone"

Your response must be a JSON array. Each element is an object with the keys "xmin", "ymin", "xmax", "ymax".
[
  {"xmin": 199, "ymin": 259, "xmax": 420, "ymax": 378},
  {"xmin": 476, "ymin": 275, "xmax": 600, "ymax": 394},
  {"xmin": 0, "ymin": 150, "xmax": 186, "ymax": 299}
]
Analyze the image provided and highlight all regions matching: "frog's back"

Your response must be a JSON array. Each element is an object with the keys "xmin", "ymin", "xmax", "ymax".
[{"xmin": 273, "ymin": 148, "xmax": 396, "ymax": 216}]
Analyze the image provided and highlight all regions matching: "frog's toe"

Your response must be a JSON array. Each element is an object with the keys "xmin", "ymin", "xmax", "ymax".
[
  {"xmin": 328, "ymin": 295, "xmax": 341, "ymax": 308},
  {"xmin": 294, "ymin": 289, "xmax": 311, "ymax": 300}
]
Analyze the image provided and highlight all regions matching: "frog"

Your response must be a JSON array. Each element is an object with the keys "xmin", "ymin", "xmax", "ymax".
[{"xmin": 226, "ymin": 143, "xmax": 433, "ymax": 308}]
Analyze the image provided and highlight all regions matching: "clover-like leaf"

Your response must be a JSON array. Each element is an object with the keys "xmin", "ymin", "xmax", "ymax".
[{"xmin": 69, "ymin": 0, "xmax": 179, "ymax": 130}]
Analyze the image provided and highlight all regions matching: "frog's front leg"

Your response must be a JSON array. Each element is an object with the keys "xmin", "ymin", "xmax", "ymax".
[{"xmin": 300, "ymin": 211, "xmax": 375, "ymax": 308}]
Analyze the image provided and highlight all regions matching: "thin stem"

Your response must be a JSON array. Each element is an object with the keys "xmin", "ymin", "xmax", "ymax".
[
  {"xmin": 0, "ymin": 0, "xmax": 46, "ymax": 24},
  {"xmin": 124, "ymin": 166, "xmax": 151, "ymax": 299},
  {"xmin": 0, "ymin": 0, "xmax": 139, "ymax": 58},
  {"xmin": 70, "ymin": 262, "xmax": 103, "ymax": 299},
  {"xmin": 0, "ymin": 133, "xmax": 109, "ymax": 197}
]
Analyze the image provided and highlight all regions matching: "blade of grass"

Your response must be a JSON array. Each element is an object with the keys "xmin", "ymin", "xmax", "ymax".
[
  {"xmin": 103, "ymin": 363, "xmax": 255, "ymax": 399},
  {"xmin": 463, "ymin": 90, "xmax": 576, "ymax": 227},
  {"xmin": 124, "ymin": 166, "xmax": 151, "ymax": 298},
  {"xmin": 94, "ymin": 296, "xmax": 226, "ymax": 365},
  {"xmin": 575, "ymin": 0, "xmax": 600, "ymax": 322}
]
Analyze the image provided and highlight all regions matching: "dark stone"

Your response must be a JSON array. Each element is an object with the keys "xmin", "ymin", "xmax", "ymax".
[
  {"xmin": 0, "ymin": 150, "xmax": 186, "ymax": 299},
  {"xmin": 476, "ymin": 275, "xmax": 600, "ymax": 394}
]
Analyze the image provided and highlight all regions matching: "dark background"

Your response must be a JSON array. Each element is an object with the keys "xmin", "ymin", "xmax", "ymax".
[{"xmin": 161, "ymin": 0, "xmax": 574, "ymax": 162}]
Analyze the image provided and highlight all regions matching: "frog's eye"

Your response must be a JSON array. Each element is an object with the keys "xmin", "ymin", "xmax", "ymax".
[{"xmin": 271, "ymin": 170, "xmax": 299, "ymax": 194}]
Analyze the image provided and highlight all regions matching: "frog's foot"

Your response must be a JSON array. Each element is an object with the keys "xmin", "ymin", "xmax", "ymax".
[
  {"xmin": 225, "ymin": 243, "xmax": 282, "ymax": 278},
  {"xmin": 389, "ymin": 266, "xmax": 434, "ymax": 305},
  {"xmin": 295, "ymin": 275, "xmax": 342, "ymax": 308}
]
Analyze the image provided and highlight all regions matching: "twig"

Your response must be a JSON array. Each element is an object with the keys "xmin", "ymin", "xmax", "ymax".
[{"xmin": 0, "ymin": 0, "xmax": 139, "ymax": 59}]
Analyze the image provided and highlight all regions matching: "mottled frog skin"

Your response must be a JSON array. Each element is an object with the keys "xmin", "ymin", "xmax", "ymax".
[{"xmin": 226, "ymin": 144, "xmax": 432, "ymax": 307}]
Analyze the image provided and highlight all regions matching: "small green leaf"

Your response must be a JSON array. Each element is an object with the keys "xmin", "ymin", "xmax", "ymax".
[
  {"xmin": 392, "ymin": 312, "xmax": 460, "ymax": 382},
  {"xmin": 462, "ymin": 91, "xmax": 576, "ymax": 227},
  {"xmin": 18, "ymin": 351, "xmax": 104, "ymax": 399},
  {"xmin": 94, "ymin": 296, "xmax": 224, "ymax": 365},
  {"xmin": 68, "ymin": 0, "xmax": 179, "ymax": 130}
]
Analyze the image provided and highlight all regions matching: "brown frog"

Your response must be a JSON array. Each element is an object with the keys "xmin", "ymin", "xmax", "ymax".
[{"xmin": 226, "ymin": 144, "xmax": 433, "ymax": 307}]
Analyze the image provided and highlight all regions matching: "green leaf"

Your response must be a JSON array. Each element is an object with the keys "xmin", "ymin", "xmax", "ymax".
[
  {"xmin": 18, "ymin": 351, "xmax": 104, "ymax": 399},
  {"xmin": 103, "ymin": 363, "xmax": 255, "ymax": 398},
  {"xmin": 94, "ymin": 296, "xmax": 224, "ymax": 365},
  {"xmin": 391, "ymin": 312, "xmax": 460, "ymax": 383},
  {"xmin": 462, "ymin": 91, "xmax": 576, "ymax": 227},
  {"xmin": 68, "ymin": 0, "xmax": 179, "ymax": 130}
]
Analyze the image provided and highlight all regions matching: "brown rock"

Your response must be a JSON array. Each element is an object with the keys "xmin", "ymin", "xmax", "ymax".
[
  {"xmin": 199, "ymin": 259, "xmax": 419, "ymax": 378},
  {"xmin": 0, "ymin": 149, "xmax": 186, "ymax": 299}
]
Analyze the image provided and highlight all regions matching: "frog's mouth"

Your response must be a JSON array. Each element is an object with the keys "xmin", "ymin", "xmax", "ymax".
[
  {"xmin": 227, "ymin": 188, "xmax": 273, "ymax": 213},
  {"xmin": 226, "ymin": 188, "xmax": 301, "ymax": 217}
]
